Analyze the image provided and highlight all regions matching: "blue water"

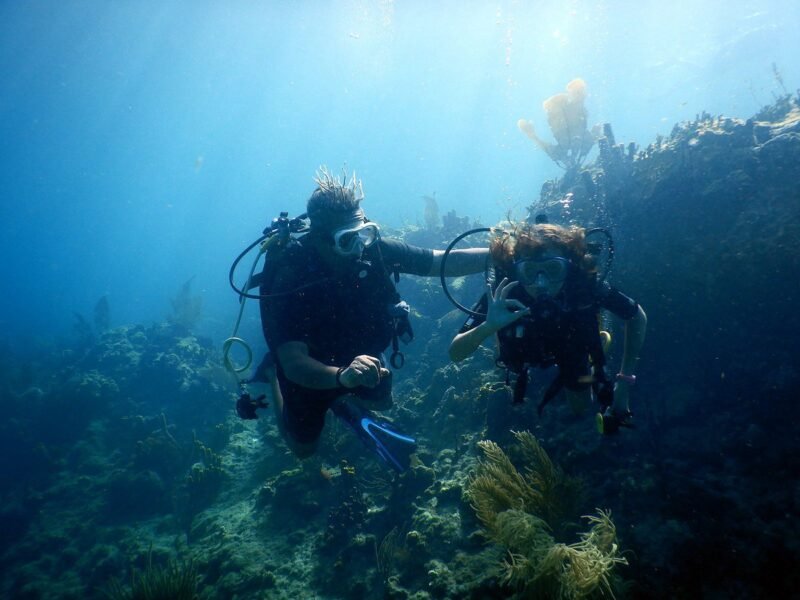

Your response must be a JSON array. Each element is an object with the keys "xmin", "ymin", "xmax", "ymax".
[{"xmin": 1, "ymin": 0, "xmax": 798, "ymax": 350}]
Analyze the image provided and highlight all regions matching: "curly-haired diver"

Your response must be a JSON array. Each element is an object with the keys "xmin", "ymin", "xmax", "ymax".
[{"xmin": 449, "ymin": 222, "xmax": 647, "ymax": 434}]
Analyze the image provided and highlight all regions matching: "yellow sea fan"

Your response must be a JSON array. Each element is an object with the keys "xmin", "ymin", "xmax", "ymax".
[{"xmin": 467, "ymin": 433, "xmax": 627, "ymax": 598}]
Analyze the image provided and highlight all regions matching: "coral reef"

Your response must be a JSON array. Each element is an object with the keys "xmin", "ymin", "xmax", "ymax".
[
  {"xmin": 185, "ymin": 437, "xmax": 227, "ymax": 502},
  {"xmin": 2, "ymin": 93, "xmax": 800, "ymax": 599}
]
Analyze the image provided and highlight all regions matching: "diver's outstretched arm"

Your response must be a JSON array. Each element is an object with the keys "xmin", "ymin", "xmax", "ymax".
[{"xmin": 429, "ymin": 247, "xmax": 489, "ymax": 277}]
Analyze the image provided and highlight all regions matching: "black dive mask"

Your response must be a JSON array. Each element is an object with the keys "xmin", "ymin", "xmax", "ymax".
[{"xmin": 514, "ymin": 256, "xmax": 571, "ymax": 287}]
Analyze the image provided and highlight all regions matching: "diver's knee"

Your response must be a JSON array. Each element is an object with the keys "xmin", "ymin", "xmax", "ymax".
[{"xmin": 289, "ymin": 441, "xmax": 319, "ymax": 459}]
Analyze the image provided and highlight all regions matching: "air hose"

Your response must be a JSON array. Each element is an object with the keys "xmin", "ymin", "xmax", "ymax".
[
  {"xmin": 439, "ymin": 227, "xmax": 495, "ymax": 318},
  {"xmin": 222, "ymin": 239, "xmax": 270, "ymax": 377}
]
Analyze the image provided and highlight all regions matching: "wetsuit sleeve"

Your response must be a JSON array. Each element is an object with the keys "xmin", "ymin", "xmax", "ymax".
[
  {"xmin": 457, "ymin": 294, "xmax": 489, "ymax": 333},
  {"xmin": 378, "ymin": 238, "xmax": 434, "ymax": 276},
  {"xmin": 597, "ymin": 282, "xmax": 639, "ymax": 320}
]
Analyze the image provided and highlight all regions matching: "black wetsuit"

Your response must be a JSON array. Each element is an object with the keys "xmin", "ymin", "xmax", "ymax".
[
  {"xmin": 459, "ymin": 278, "xmax": 639, "ymax": 392},
  {"xmin": 260, "ymin": 238, "xmax": 433, "ymax": 443}
]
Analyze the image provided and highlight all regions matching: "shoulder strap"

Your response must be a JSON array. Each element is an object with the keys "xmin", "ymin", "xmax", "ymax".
[
  {"xmin": 369, "ymin": 243, "xmax": 410, "ymax": 367},
  {"xmin": 367, "ymin": 243, "xmax": 402, "ymax": 301},
  {"xmin": 259, "ymin": 236, "xmax": 321, "ymax": 298}
]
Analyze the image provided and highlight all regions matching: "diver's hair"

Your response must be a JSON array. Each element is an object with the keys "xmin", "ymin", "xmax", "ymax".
[
  {"xmin": 490, "ymin": 222, "xmax": 596, "ymax": 278},
  {"xmin": 307, "ymin": 165, "xmax": 365, "ymax": 218}
]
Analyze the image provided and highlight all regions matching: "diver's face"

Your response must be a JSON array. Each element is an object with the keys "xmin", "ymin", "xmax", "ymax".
[{"xmin": 515, "ymin": 249, "xmax": 570, "ymax": 299}]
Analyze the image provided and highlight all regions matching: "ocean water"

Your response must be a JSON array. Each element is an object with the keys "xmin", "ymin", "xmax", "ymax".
[
  {"xmin": 2, "ymin": 1, "xmax": 798, "ymax": 345},
  {"xmin": 1, "ymin": 1, "xmax": 799, "ymax": 598}
]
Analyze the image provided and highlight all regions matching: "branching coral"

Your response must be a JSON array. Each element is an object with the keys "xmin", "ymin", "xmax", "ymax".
[
  {"xmin": 468, "ymin": 431, "xmax": 625, "ymax": 599},
  {"xmin": 518, "ymin": 78, "xmax": 600, "ymax": 170},
  {"xmin": 183, "ymin": 436, "xmax": 227, "ymax": 511},
  {"xmin": 524, "ymin": 511, "xmax": 623, "ymax": 599}
]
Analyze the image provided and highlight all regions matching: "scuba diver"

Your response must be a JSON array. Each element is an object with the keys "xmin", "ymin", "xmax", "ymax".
[
  {"xmin": 231, "ymin": 167, "xmax": 488, "ymax": 471},
  {"xmin": 448, "ymin": 221, "xmax": 647, "ymax": 434}
]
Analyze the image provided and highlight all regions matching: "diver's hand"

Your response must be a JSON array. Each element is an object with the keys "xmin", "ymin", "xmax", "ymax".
[
  {"xmin": 485, "ymin": 279, "xmax": 530, "ymax": 332},
  {"xmin": 339, "ymin": 355, "xmax": 389, "ymax": 389}
]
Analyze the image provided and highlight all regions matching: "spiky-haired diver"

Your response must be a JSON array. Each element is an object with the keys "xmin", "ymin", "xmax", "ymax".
[{"xmin": 247, "ymin": 166, "xmax": 488, "ymax": 471}]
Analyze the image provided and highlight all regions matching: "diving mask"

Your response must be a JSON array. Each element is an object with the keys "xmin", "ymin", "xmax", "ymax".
[
  {"xmin": 332, "ymin": 221, "xmax": 381, "ymax": 256},
  {"xmin": 514, "ymin": 256, "xmax": 570, "ymax": 286}
]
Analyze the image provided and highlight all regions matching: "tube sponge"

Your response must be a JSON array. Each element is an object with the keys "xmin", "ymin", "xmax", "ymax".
[
  {"xmin": 519, "ymin": 78, "xmax": 597, "ymax": 169},
  {"xmin": 566, "ymin": 78, "xmax": 588, "ymax": 103},
  {"xmin": 517, "ymin": 118, "xmax": 537, "ymax": 141},
  {"xmin": 517, "ymin": 118, "xmax": 568, "ymax": 165}
]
